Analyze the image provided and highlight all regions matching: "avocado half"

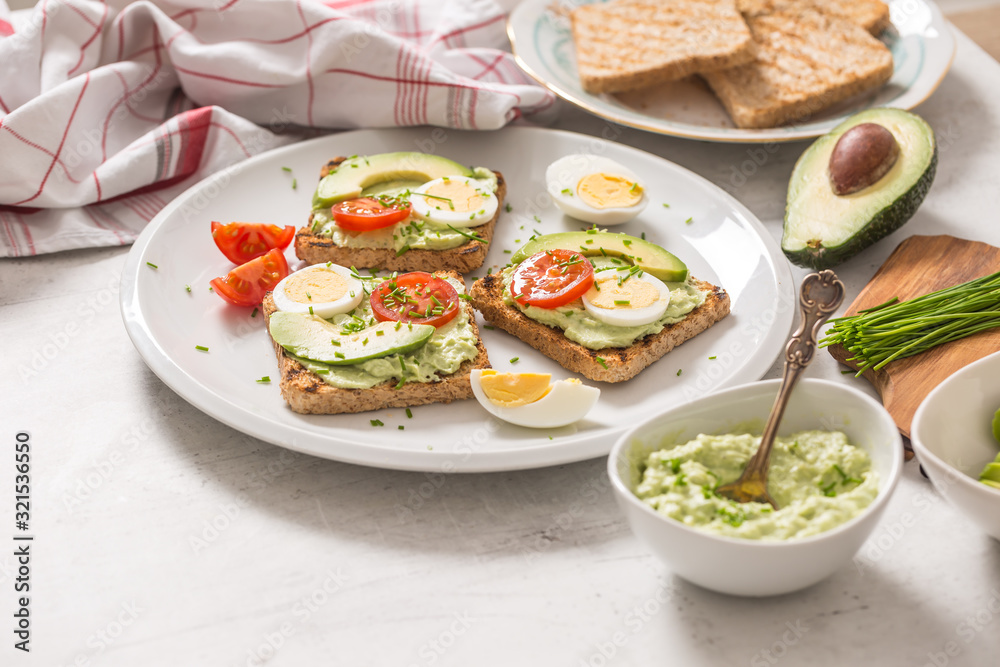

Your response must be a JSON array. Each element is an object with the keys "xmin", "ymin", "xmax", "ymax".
[{"xmin": 782, "ymin": 108, "xmax": 937, "ymax": 270}]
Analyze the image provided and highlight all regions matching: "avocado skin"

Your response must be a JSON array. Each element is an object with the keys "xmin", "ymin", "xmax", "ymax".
[{"xmin": 781, "ymin": 109, "xmax": 937, "ymax": 270}]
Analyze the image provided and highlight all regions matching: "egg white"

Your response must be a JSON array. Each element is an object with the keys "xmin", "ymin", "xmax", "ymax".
[
  {"xmin": 582, "ymin": 272, "xmax": 671, "ymax": 327},
  {"xmin": 409, "ymin": 176, "xmax": 498, "ymax": 228},
  {"xmin": 272, "ymin": 263, "xmax": 364, "ymax": 319},
  {"xmin": 470, "ymin": 369, "xmax": 601, "ymax": 428},
  {"xmin": 545, "ymin": 154, "xmax": 648, "ymax": 225}
]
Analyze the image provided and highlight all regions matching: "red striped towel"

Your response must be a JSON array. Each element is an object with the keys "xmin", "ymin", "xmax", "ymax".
[{"xmin": 0, "ymin": 0, "xmax": 554, "ymax": 257}]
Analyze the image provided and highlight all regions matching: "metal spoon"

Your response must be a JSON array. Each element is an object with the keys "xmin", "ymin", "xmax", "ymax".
[{"xmin": 715, "ymin": 270, "xmax": 845, "ymax": 508}]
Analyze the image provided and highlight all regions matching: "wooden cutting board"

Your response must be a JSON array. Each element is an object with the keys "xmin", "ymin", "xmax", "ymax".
[{"xmin": 827, "ymin": 235, "xmax": 1000, "ymax": 439}]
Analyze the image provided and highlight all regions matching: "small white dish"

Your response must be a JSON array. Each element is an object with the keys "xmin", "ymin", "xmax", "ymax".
[
  {"xmin": 508, "ymin": 0, "xmax": 956, "ymax": 143},
  {"xmin": 608, "ymin": 378, "xmax": 903, "ymax": 596},
  {"xmin": 911, "ymin": 352, "xmax": 1000, "ymax": 541}
]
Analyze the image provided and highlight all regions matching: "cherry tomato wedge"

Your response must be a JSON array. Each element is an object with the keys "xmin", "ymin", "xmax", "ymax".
[
  {"xmin": 211, "ymin": 221, "xmax": 295, "ymax": 264},
  {"xmin": 510, "ymin": 249, "xmax": 595, "ymax": 309},
  {"xmin": 332, "ymin": 197, "xmax": 412, "ymax": 232},
  {"xmin": 210, "ymin": 248, "xmax": 290, "ymax": 307},
  {"xmin": 371, "ymin": 272, "xmax": 461, "ymax": 327}
]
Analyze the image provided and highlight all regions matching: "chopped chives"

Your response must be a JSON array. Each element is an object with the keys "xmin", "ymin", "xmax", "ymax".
[
  {"xmin": 406, "ymin": 408, "xmax": 413, "ymax": 419},
  {"xmin": 505, "ymin": 203, "xmax": 512, "ymax": 213},
  {"xmin": 509, "ymin": 357, "xmax": 519, "ymax": 363},
  {"xmin": 146, "ymin": 262, "xmax": 158, "ymax": 269},
  {"xmin": 281, "ymin": 166, "xmax": 292, "ymax": 172},
  {"xmin": 292, "ymin": 178, "xmax": 298, "ymax": 190},
  {"xmin": 195, "ymin": 345, "xmax": 209, "ymax": 352},
  {"xmin": 596, "ymin": 356, "xmax": 607, "ymax": 369},
  {"xmin": 676, "ymin": 369, "xmax": 682, "ymax": 376},
  {"xmin": 335, "ymin": 352, "xmax": 345, "ymax": 359},
  {"xmin": 709, "ymin": 356, "xmax": 717, "ymax": 360},
  {"xmin": 398, "ymin": 425, "xmax": 404, "ymax": 430},
  {"xmin": 370, "ymin": 419, "xmax": 384, "ymax": 427},
  {"xmin": 614, "ymin": 299, "xmax": 630, "ymax": 305},
  {"xmin": 185, "ymin": 284, "xmax": 192, "ymax": 293},
  {"xmin": 662, "ymin": 203, "xmax": 670, "ymax": 208},
  {"xmin": 256, "ymin": 376, "xmax": 270, "ymax": 383},
  {"xmin": 685, "ymin": 217, "xmax": 693, "ymax": 224},
  {"xmin": 251, "ymin": 307, "xmax": 258, "ymax": 318},
  {"xmin": 483, "ymin": 325, "xmax": 495, "ymax": 330}
]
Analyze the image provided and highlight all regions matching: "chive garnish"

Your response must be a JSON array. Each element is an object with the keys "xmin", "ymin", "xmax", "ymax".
[
  {"xmin": 709, "ymin": 356, "xmax": 717, "ymax": 360},
  {"xmin": 641, "ymin": 232, "xmax": 646, "ymax": 240},
  {"xmin": 685, "ymin": 217, "xmax": 693, "ymax": 224},
  {"xmin": 185, "ymin": 284, "xmax": 192, "ymax": 293},
  {"xmin": 398, "ymin": 425, "xmax": 404, "ymax": 430},
  {"xmin": 596, "ymin": 356, "xmax": 608, "ymax": 369},
  {"xmin": 662, "ymin": 203, "xmax": 670, "ymax": 208},
  {"xmin": 410, "ymin": 191, "xmax": 455, "ymax": 209},
  {"xmin": 445, "ymin": 224, "xmax": 486, "ymax": 243},
  {"xmin": 257, "ymin": 376, "xmax": 270, "ymax": 383},
  {"xmin": 195, "ymin": 345, "xmax": 208, "ymax": 352},
  {"xmin": 371, "ymin": 419, "xmax": 384, "ymax": 427},
  {"xmin": 614, "ymin": 299, "xmax": 630, "ymax": 305},
  {"xmin": 146, "ymin": 262, "xmax": 158, "ymax": 269},
  {"xmin": 505, "ymin": 203, "xmax": 512, "ymax": 213},
  {"xmin": 281, "ymin": 166, "xmax": 292, "ymax": 172},
  {"xmin": 406, "ymin": 408, "xmax": 413, "ymax": 419},
  {"xmin": 676, "ymin": 369, "xmax": 682, "ymax": 376},
  {"xmin": 292, "ymin": 178, "xmax": 297, "ymax": 190},
  {"xmin": 335, "ymin": 352, "xmax": 345, "ymax": 359},
  {"xmin": 509, "ymin": 357, "xmax": 519, "ymax": 363},
  {"xmin": 251, "ymin": 307, "xmax": 258, "ymax": 318},
  {"xmin": 376, "ymin": 330, "xmax": 384, "ymax": 336}
]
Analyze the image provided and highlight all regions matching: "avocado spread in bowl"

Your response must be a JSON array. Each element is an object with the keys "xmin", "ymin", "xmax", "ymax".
[{"xmin": 635, "ymin": 431, "xmax": 878, "ymax": 541}]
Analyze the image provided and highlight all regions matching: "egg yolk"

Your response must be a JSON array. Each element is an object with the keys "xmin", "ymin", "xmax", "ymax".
[
  {"xmin": 577, "ymin": 173, "xmax": 643, "ymax": 210},
  {"xmin": 282, "ymin": 270, "xmax": 349, "ymax": 305},
  {"xmin": 423, "ymin": 179, "xmax": 491, "ymax": 213},
  {"xmin": 479, "ymin": 371, "xmax": 552, "ymax": 407},
  {"xmin": 586, "ymin": 275, "xmax": 659, "ymax": 310}
]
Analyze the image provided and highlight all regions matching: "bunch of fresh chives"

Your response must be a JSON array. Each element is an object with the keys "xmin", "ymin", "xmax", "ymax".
[{"xmin": 819, "ymin": 271, "xmax": 1000, "ymax": 374}]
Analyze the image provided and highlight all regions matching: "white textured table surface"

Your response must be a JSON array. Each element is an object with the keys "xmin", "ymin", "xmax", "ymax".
[{"xmin": 3, "ymin": 30, "xmax": 1000, "ymax": 667}]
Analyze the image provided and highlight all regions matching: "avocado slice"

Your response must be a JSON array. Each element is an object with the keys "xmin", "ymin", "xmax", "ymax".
[
  {"xmin": 269, "ymin": 311, "xmax": 434, "ymax": 365},
  {"xmin": 312, "ymin": 152, "xmax": 474, "ymax": 210},
  {"xmin": 510, "ymin": 231, "xmax": 688, "ymax": 282},
  {"xmin": 782, "ymin": 108, "xmax": 937, "ymax": 270}
]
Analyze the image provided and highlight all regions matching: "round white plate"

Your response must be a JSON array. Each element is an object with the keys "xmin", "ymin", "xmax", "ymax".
[
  {"xmin": 120, "ymin": 127, "xmax": 794, "ymax": 472},
  {"xmin": 508, "ymin": 0, "xmax": 956, "ymax": 143}
]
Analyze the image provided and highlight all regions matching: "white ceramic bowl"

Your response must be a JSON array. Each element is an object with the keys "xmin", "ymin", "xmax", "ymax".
[
  {"xmin": 911, "ymin": 352, "xmax": 1000, "ymax": 541},
  {"xmin": 608, "ymin": 378, "xmax": 903, "ymax": 597}
]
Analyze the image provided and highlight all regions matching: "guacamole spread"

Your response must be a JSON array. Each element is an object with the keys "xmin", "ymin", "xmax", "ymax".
[
  {"xmin": 283, "ymin": 277, "xmax": 480, "ymax": 389},
  {"xmin": 635, "ymin": 431, "xmax": 878, "ymax": 541},
  {"xmin": 499, "ymin": 258, "xmax": 707, "ymax": 350},
  {"xmin": 310, "ymin": 168, "xmax": 498, "ymax": 253}
]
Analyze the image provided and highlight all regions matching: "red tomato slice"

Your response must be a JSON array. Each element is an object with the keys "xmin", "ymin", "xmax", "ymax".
[
  {"xmin": 509, "ymin": 249, "xmax": 595, "ymax": 309},
  {"xmin": 210, "ymin": 248, "xmax": 290, "ymax": 307},
  {"xmin": 332, "ymin": 197, "xmax": 412, "ymax": 232},
  {"xmin": 371, "ymin": 272, "xmax": 460, "ymax": 327},
  {"xmin": 211, "ymin": 221, "xmax": 295, "ymax": 264}
]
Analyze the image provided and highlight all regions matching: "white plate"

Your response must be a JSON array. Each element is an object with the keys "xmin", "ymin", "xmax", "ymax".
[
  {"xmin": 120, "ymin": 127, "xmax": 794, "ymax": 472},
  {"xmin": 508, "ymin": 0, "xmax": 956, "ymax": 143}
]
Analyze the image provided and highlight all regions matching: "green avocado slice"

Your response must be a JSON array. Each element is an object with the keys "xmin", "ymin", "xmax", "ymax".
[
  {"xmin": 269, "ymin": 311, "xmax": 434, "ymax": 365},
  {"xmin": 782, "ymin": 108, "xmax": 937, "ymax": 270},
  {"xmin": 510, "ymin": 231, "xmax": 687, "ymax": 282},
  {"xmin": 312, "ymin": 152, "xmax": 474, "ymax": 210}
]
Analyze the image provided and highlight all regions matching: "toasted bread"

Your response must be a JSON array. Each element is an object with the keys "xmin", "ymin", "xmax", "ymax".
[
  {"xmin": 295, "ymin": 158, "xmax": 507, "ymax": 273},
  {"xmin": 571, "ymin": 0, "xmax": 755, "ymax": 94},
  {"xmin": 702, "ymin": 8, "xmax": 894, "ymax": 129},
  {"xmin": 469, "ymin": 274, "xmax": 730, "ymax": 383},
  {"xmin": 737, "ymin": 0, "xmax": 891, "ymax": 35},
  {"xmin": 262, "ymin": 271, "xmax": 490, "ymax": 415}
]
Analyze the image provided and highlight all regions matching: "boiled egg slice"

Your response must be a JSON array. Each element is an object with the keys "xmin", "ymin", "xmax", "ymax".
[
  {"xmin": 272, "ymin": 263, "xmax": 364, "ymax": 318},
  {"xmin": 546, "ymin": 155, "xmax": 648, "ymax": 225},
  {"xmin": 470, "ymin": 369, "xmax": 600, "ymax": 428},
  {"xmin": 582, "ymin": 271, "xmax": 671, "ymax": 327},
  {"xmin": 409, "ymin": 176, "xmax": 498, "ymax": 228}
]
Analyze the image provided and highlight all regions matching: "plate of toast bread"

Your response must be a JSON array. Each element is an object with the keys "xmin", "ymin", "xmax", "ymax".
[
  {"xmin": 508, "ymin": 0, "xmax": 955, "ymax": 142},
  {"xmin": 121, "ymin": 127, "xmax": 793, "ymax": 472}
]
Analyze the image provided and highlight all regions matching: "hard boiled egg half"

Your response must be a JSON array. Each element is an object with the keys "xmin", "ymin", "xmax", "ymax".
[
  {"xmin": 409, "ymin": 176, "xmax": 498, "ymax": 227},
  {"xmin": 582, "ymin": 270, "xmax": 671, "ymax": 327},
  {"xmin": 546, "ymin": 155, "xmax": 648, "ymax": 225},
  {"xmin": 272, "ymin": 263, "xmax": 364, "ymax": 318},
  {"xmin": 470, "ymin": 370, "xmax": 600, "ymax": 428}
]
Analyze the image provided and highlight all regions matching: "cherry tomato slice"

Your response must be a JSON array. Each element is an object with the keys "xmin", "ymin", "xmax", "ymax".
[
  {"xmin": 210, "ymin": 248, "xmax": 290, "ymax": 307},
  {"xmin": 509, "ymin": 249, "xmax": 595, "ymax": 309},
  {"xmin": 211, "ymin": 221, "xmax": 295, "ymax": 264},
  {"xmin": 332, "ymin": 197, "xmax": 412, "ymax": 232},
  {"xmin": 371, "ymin": 272, "xmax": 461, "ymax": 327}
]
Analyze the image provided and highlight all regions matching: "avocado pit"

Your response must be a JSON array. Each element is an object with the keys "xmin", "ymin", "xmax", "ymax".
[{"xmin": 828, "ymin": 123, "xmax": 900, "ymax": 196}]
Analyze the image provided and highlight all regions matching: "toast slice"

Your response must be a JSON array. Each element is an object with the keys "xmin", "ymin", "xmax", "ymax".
[
  {"xmin": 737, "ymin": 0, "xmax": 891, "ymax": 35},
  {"xmin": 263, "ymin": 271, "xmax": 490, "ymax": 414},
  {"xmin": 469, "ymin": 274, "xmax": 730, "ymax": 383},
  {"xmin": 295, "ymin": 158, "xmax": 507, "ymax": 273},
  {"xmin": 702, "ymin": 8, "xmax": 894, "ymax": 129},
  {"xmin": 571, "ymin": 0, "xmax": 755, "ymax": 94}
]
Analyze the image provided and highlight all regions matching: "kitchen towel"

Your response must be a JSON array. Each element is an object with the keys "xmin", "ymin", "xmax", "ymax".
[{"xmin": 0, "ymin": 0, "xmax": 555, "ymax": 257}]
